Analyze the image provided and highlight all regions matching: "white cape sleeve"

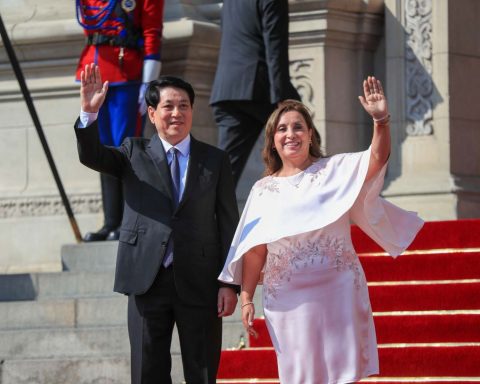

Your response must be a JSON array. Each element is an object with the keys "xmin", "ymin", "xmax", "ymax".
[
  {"xmin": 218, "ymin": 188, "xmax": 258, "ymax": 285},
  {"xmin": 349, "ymin": 163, "xmax": 424, "ymax": 257},
  {"xmin": 219, "ymin": 148, "xmax": 425, "ymax": 285}
]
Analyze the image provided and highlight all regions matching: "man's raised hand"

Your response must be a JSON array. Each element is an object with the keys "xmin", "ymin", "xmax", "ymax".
[{"xmin": 80, "ymin": 63, "xmax": 108, "ymax": 113}]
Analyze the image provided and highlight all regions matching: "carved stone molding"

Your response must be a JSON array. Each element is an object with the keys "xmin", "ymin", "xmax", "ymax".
[
  {"xmin": 290, "ymin": 59, "xmax": 315, "ymax": 117},
  {"xmin": 404, "ymin": 0, "xmax": 434, "ymax": 136},
  {"xmin": 0, "ymin": 195, "xmax": 101, "ymax": 218}
]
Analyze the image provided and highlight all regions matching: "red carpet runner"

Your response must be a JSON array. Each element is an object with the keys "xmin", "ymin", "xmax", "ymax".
[{"xmin": 217, "ymin": 219, "xmax": 480, "ymax": 383}]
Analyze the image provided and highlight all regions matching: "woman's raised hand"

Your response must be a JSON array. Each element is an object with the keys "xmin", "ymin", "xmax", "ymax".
[
  {"xmin": 80, "ymin": 63, "xmax": 109, "ymax": 113},
  {"xmin": 358, "ymin": 76, "xmax": 389, "ymax": 121}
]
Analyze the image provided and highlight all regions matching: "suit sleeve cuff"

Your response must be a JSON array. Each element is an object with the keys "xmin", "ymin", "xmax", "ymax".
[
  {"xmin": 79, "ymin": 109, "xmax": 99, "ymax": 128},
  {"xmin": 219, "ymin": 281, "xmax": 241, "ymax": 295}
]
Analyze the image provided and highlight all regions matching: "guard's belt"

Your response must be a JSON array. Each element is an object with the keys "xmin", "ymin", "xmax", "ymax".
[{"xmin": 85, "ymin": 33, "xmax": 141, "ymax": 49}]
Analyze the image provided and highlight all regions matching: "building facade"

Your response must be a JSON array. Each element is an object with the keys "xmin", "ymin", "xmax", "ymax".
[{"xmin": 0, "ymin": 0, "xmax": 479, "ymax": 273}]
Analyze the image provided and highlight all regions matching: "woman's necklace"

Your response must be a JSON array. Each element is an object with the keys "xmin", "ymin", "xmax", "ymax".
[
  {"xmin": 278, "ymin": 158, "xmax": 313, "ymax": 188},
  {"xmin": 285, "ymin": 170, "xmax": 306, "ymax": 188}
]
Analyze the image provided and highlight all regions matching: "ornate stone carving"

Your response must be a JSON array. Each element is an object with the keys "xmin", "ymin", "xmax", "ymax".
[
  {"xmin": 290, "ymin": 59, "xmax": 315, "ymax": 118},
  {"xmin": 0, "ymin": 195, "xmax": 101, "ymax": 218},
  {"xmin": 405, "ymin": 0, "xmax": 433, "ymax": 136}
]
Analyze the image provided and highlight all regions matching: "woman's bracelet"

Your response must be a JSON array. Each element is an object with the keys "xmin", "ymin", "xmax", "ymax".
[
  {"xmin": 373, "ymin": 114, "xmax": 390, "ymax": 125},
  {"xmin": 241, "ymin": 302, "xmax": 254, "ymax": 309}
]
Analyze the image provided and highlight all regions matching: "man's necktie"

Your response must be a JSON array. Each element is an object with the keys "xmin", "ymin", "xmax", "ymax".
[
  {"xmin": 163, "ymin": 147, "xmax": 180, "ymax": 268},
  {"xmin": 170, "ymin": 147, "xmax": 180, "ymax": 206}
]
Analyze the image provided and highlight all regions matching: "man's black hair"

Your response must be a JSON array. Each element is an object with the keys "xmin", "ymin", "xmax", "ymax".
[{"xmin": 145, "ymin": 76, "xmax": 195, "ymax": 108}]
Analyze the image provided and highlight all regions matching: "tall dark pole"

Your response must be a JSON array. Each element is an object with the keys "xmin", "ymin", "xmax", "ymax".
[{"xmin": 0, "ymin": 13, "xmax": 83, "ymax": 243}]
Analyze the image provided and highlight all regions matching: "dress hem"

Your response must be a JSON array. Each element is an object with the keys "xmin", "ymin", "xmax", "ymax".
[{"xmin": 328, "ymin": 368, "xmax": 379, "ymax": 384}]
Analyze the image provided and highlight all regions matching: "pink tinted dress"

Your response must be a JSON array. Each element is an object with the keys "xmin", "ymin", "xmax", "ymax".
[{"xmin": 218, "ymin": 148, "xmax": 424, "ymax": 384}]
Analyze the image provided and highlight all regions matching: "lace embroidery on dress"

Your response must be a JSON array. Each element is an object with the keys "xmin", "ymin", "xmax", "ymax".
[
  {"xmin": 253, "ymin": 159, "xmax": 328, "ymax": 196},
  {"xmin": 254, "ymin": 176, "xmax": 280, "ymax": 196},
  {"xmin": 263, "ymin": 235, "xmax": 363, "ymax": 302},
  {"xmin": 304, "ymin": 159, "xmax": 327, "ymax": 183}
]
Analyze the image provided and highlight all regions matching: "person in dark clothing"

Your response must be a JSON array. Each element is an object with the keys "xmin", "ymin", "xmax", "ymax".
[
  {"xmin": 210, "ymin": 0, "xmax": 300, "ymax": 187},
  {"xmin": 76, "ymin": 64, "xmax": 239, "ymax": 383}
]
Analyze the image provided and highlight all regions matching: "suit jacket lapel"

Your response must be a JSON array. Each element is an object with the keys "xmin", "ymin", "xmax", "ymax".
[
  {"xmin": 146, "ymin": 134, "xmax": 175, "ymax": 204},
  {"xmin": 178, "ymin": 136, "xmax": 204, "ymax": 210}
]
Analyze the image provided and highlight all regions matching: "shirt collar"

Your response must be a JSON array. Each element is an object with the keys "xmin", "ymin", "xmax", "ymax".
[{"xmin": 159, "ymin": 134, "xmax": 191, "ymax": 157}]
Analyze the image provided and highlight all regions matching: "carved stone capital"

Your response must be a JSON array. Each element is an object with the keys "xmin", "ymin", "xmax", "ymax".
[{"xmin": 290, "ymin": 59, "xmax": 315, "ymax": 118}]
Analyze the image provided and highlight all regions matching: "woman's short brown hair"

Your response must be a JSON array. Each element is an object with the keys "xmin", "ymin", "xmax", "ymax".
[{"xmin": 262, "ymin": 99, "xmax": 323, "ymax": 176}]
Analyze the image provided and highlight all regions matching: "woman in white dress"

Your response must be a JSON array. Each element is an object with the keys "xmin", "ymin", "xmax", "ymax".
[{"xmin": 218, "ymin": 77, "xmax": 424, "ymax": 384}]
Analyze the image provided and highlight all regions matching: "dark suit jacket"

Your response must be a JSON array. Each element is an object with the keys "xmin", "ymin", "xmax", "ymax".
[
  {"xmin": 210, "ymin": 0, "xmax": 299, "ymax": 104},
  {"xmin": 75, "ymin": 120, "xmax": 239, "ymax": 307}
]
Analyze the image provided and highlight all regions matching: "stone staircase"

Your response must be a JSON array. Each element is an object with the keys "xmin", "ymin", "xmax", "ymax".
[{"xmin": 0, "ymin": 242, "xmax": 251, "ymax": 384}]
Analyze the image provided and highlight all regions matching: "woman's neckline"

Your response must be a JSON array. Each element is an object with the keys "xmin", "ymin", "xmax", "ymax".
[{"xmin": 271, "ymin": 158, "xmax": 319, "ymax": 179}]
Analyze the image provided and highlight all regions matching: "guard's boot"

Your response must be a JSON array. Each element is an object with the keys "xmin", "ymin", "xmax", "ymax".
[{"xmin": 83, "ymin": 173, "xmax": 123, "ymax": 242}]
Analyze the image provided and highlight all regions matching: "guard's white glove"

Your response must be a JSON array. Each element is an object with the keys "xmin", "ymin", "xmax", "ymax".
[
  {"xmin": 138, "ymin": 59, "xmax": 162, "ymax": 115},
  {"xmin": 138, "ymin": 83, "xmax": 148, "ymax": 115}
]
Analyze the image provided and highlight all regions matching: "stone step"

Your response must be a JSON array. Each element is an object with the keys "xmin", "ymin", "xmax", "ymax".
[
  {"xmin": 0, "ymin": 296, "xmax": 127, "ymax": 330},
  {"xmin": 37, "ymin": 270, "xmax": 115, "ymax": 299},
  {"xmin": 0, "ymin": 270, "xmax": 116, "ymax": 301},
  {"xmin": 0, "ymin": 288, "xmax": 263, "ymax": 330},
  {"xmin": 0, "ymin": 355, "xmax": 185, "ymax": 384},
  {"xmin": 0, "ymin": 326, "xmax": 130, "ymax": 359},
  {"xmin": 61, "ymin": 242, "xmax": 118, "ymax": 272},
  {"xmin": 0, "ymin": 298, "xmax": 77, "ymax": 330},
  {"xmin": 0, "ymin": 322, "xmax": 246, "ymax": 359}
]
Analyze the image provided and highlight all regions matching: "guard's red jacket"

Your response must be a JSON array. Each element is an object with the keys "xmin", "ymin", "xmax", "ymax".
[{"xmin": 75, "ymin": 0, "xmax": 164, "ymax": 84}]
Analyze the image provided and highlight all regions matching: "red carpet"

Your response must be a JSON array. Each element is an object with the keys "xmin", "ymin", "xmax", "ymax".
[
  {"xmin": 217, "ymin": 219, "xmax": 480, "ymax": 383},
  {"xmin": 368, "ymin": 281, "xmax": 480, "ymax": 311},
  {"xmin": 249, "ymin": 313, "xmax": 480, "ymax": 346},
  {"xmin": 351, "ymin": 218, "xmax": 480, "ymax": 252},
  {"xmin": 219, "ymin": 346, "xmax": 480, "ymax": 378},
  {"xmin": 361, "ymin": 251, "xmax": 480, "ymax": 281}
]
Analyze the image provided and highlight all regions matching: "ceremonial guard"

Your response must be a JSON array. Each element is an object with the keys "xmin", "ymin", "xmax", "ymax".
[{"xmin": 75, "ymin": 0, "xmax": 164, "ymax": 241}]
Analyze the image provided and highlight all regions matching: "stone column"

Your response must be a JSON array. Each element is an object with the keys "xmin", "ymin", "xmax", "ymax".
[
  {"xmin": 448, "ymin": 0, "xmax": 480, "ymax": 218},
  {"xmin": 383, "ymin": 0, "xmax": 480, "ymax": 219}
]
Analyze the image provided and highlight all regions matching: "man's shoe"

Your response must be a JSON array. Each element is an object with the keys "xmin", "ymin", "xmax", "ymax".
[
  {"xmin": 83, "ymin": 226, "xmax": 115, "ymax": 242},
  {"xmin": 106, "ymin": 228, "xmax": 120, "ymax": 241}
]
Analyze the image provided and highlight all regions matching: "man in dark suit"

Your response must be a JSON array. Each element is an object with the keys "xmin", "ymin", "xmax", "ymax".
[
  {"xmin": 210, "ymin": 0, "xmax": 301, "ymax": 186},
  {"xmin": 75, "ymin": 63, "xmax": 239, "ymax": 384}
]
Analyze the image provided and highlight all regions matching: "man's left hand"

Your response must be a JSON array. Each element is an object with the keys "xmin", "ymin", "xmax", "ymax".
[{"xmin": 217, "ymin": 287, "xmax": 238, "ymax": 317}]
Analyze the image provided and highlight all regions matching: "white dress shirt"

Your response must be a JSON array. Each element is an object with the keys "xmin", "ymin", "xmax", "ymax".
[{"xmin": 159, "ymin": 135, "xmax": 190, "ymax": 200}]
